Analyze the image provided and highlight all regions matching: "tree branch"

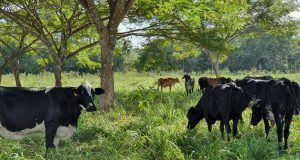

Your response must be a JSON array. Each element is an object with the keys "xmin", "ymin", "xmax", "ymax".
[{"xmin": 66, "ymin": 40, "xmax": 99, "ymax": 59}]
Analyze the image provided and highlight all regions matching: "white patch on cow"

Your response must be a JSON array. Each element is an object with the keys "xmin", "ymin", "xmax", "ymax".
[
  {"xmin": 80, "ymin": 104, "xmax": 86, "ymax": 110},
  {"xmin": 54, "ymin": 124, "xmax": 76, "ymax": 147},
  {"xmin": 267, "ymin": 111, "xmax": 275, "ymax": 121},
  {"xmin": 82, "ymin": 81, "xmax": 92, "ymax": 97},
  {"xmin": 249, "ymin": 97, "xmax": 261, "ymax": 107},
  {"xmin": 221, "ymin": 84, "xmax": 229, "ymax": 89},
  {"xmin": 53, "ymin": 137, "xmax": 60, "ymax": 147},
  {"xmin": 45, "ymin": 87, "xmax": 54, "ymax": 94},
  {"xmin": 0, "ymin": 121, "xmax": 45, "ymax": 140}
]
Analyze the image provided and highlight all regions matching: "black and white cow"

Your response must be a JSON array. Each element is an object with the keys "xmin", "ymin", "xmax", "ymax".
[
  {"xmin": 0, "ymin": 82, "xmax": 104, "ymax": 151},
  {"xmin": 187, "ymin": 82, "xmax": 245, "ymax": 140},
  {"xmin": 182, "ymin": 74, "xmax": 195, "ymax": 95}
]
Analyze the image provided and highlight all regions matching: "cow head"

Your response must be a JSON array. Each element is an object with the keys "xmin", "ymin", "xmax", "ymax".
[
  {"xmin": 182, "ymin": 74, "xmax": 191, "ymax": 80},
  {"xmin": 73, "ymin": 82, "xmax": 105, "ymax": 112},
  {"xmin": 187, "ymin": 107, "xmax": 203, "ymax": 130},
  {"xmin": 198, "ymin": 77, "xmax": 208, "ymax": 93},
  {"xmin": 250, "ymin": 104, "xmax": 264, "ymax": 126}
]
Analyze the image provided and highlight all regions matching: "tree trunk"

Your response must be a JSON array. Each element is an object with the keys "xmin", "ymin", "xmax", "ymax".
[
  {"xmin": 53, "ymin": 56, "xmax": 63, "ymax": 87},
  {"xmin": 211, "ymin": 61, "xmax": 220, "ymax": 78},
  {"xmin": 0, "ymin": 64, "xmax": 5, "ymax": 85},
  {"xmin": 207, "ymin": 50, "xmax": 220, "ymax": 78},
  {"xmin": 79, "ymin": 0, "xmax": 134, "ymax": 112},
  {"xmin": 12, "ymin": 60, "xmax": 22, "ymax": 87},
  {"xmin": 100, "ymin": 29, "xmax": 115, "ymax": 112}
]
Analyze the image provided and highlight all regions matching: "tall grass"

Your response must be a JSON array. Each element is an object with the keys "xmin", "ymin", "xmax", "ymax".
[{"xmin": 0, "ymin": 71, "xmax": 300, "ymax": 159}]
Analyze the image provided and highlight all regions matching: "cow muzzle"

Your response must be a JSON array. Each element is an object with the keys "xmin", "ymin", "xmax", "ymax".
[{"xmin": 86, "ymin": 103, "xmax": 96, "ymax": 112}]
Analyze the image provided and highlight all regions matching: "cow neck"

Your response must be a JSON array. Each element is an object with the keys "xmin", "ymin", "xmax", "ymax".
[{"xmin": 65, "ymin": 88, "xmax": 82, "ymax": 127}]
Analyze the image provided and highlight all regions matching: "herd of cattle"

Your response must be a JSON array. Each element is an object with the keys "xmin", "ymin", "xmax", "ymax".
[
  {"xmin": 1, "ymin": 75, "xmax": 300, "ymax": 156},
  {"xmin": 176, "ymin": 75, "xmax": 299, "ymax": 150}
]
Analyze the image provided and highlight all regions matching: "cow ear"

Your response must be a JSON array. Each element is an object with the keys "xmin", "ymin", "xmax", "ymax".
[{"xmin": 95, "ymin": 88, "xmax": 105, "ymax": 95}]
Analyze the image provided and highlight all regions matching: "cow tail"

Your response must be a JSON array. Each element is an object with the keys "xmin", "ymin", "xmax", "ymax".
[{"xmin": 283, "ymin": 79, "xmax": 300, "ymax": 113}]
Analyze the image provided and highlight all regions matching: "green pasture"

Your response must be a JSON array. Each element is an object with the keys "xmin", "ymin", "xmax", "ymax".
[{"xmin": 0, "ymin": 71, "xmax": 300, "ymax": 160}]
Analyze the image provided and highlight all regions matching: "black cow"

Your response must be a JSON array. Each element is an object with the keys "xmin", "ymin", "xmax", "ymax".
[
  {"xmin": 244, "ymin": 75, "xmax": 273, "ymax": 80},
  {"xmin": 237, "ymin": 77, "xmax": 298, "ymax": 149},
  {"xmin": 0, "ymin": 82, "xmax": 104, "ymax": 152},
  {"xmin": 187, "ymin": 82, "xmax": 245, "ymax": 140},
  {"xmin": 236, "ymin": 78, "xmax": 278, "ymax": 138},
  {"xmin": 182, "ymin": 74, "xmax": 195, "ymax": 95}
]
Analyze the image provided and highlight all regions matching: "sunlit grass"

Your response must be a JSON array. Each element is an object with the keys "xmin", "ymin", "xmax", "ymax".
[{"xmin": 0, "ymin": 71, "xmax": 300, "ymax": 159}]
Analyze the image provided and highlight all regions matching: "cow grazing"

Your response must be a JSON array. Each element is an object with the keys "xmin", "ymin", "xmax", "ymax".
[
  {"xmin": 237, "ymin": 77, "xmax": 298, "ymax": 149},
  {"xmin": 198, "ymin": 77, "xmax": 232, "ymax": 93},
  {"xmin": 157, "ymin": 78, "xmax": 180, "ymax": 92},
  {"xmin": 236, "ymin": 77, "xmax": 278, "ymax": 139},
  {"xmin": 187, "ymin": 82, "xmax": 245, "ymax": 140},
  {"xmin": 182, "ymin": 74, "xmax": 195, "ymax": 95},
  {"xmin": 0, "ymin": 82, "xmax": 104, "ymax": 152}
]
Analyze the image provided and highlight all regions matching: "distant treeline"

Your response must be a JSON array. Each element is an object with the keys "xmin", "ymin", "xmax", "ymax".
[
  {"xmin": 135, "ymin": 34, "xmax": 300, "ymax": 73},
  {"xmin": 1, "ymin": 34, "xmax": 299, "ymax": 75}
]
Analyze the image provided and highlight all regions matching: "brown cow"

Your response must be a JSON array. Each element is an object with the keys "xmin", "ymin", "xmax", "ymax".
[
  {"xmin": 198, "ymin": 77, "xmax": 232, "ymax": 93},
  {"xmin": 158, "ymin": 78, "xmax": 180, "ymax": 91}
]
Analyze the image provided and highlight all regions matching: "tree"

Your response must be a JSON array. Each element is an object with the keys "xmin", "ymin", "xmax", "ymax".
[
  {"xmin": 0, "ymin": 17, "xmax": 38, "ymax": 86},
  {"xmin": 79, "ymin": 0, "xmax": 134, "ymax": 111},
  {"xmin": 113, "ymin": 39, "xmax": 133, "ymax": 72},
  {"xmin": 130, "ymin": 0, "xmax": 299, "ymax": 77},
  {"xmin": 225, "ymin": 33, "xmax": 300, "ymax": 73},
  {"xmin": 0, "ymin": 0, "xmax": 99, "ymax": 86}
]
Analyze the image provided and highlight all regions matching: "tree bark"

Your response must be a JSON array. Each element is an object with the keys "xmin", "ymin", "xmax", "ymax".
[
  {"xmin": 211, "ymin": 61, "xmax": 220, "ymax": 78},
  {"xmin": 206, "ymin": 49, "xmax": 221, "ymax": 78},
  {"xmin": 53, "ymin": 56, "xmax": 63, "ymax": 87},
  {"xmin": 12, "ymin": 60, "xmax": 22, "ymax": 87},
  {"xmin": 0, "ymin": 64, "xmax": 6, "ymax": 85},
  {"xmin": 100, "ymin": 30, "xmax": 115, "ymax": 111}
]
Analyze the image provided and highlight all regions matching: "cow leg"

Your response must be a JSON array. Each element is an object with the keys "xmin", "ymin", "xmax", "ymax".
[
  {"xmin": 283, "ymin": 112, "xmax": 293, "ymax": 149},
  {"xmin": 45, "ymin": 124, "xmax": 58, "ymax": 151},
  {"xmin": 273, "ymin": 110, "xmax": 283, "ymax": 150},
  {"xmin": 208, "ymin": 123, "xmax": 212, "ymax": 133},
  {"xmin": 232, "ymin": 118, "xmax": 239, "ymax": 138},
  {"xmin": 225, "ymin": 121, "xmax": 231, "ymax": 141},
  {"xmin": 169, "ymin": 86, "xmax": 171, "ymax": 92},
  {"xmin": 263, "ymin": 116, "xmax": 270, "ymax": 139},
  {"xmin": 219, "ymin": 122, "xmax": 224, "ymax": 140}
]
